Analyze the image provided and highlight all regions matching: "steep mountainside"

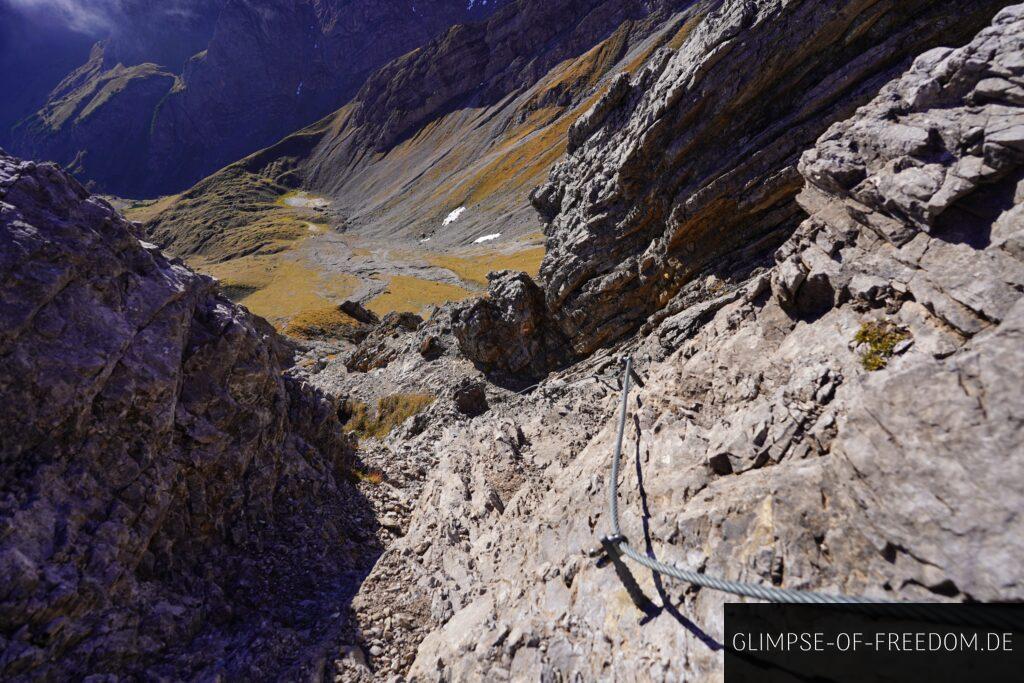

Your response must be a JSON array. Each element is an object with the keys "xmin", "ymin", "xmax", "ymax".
[
  {"xmin": 0, "ymin": 152, "xmax": 378, "ymax": 679},
  {"xmin": 148, "ymin": 0, "xmax": 700, "ymax": 256},
  {"xmin": 459, "ymin": 0, "xmax": 1011, "ymax": 374},
  {"xmin": 139, "ymin": 0, "xmax": 702, "ymax": 335},
  {"xmin": 0, "ymin": 2, "xmax": 95, "ymax": 145},
  {"xmin": 7, "ymin": 0, "xmax": 505, "ymax": 197},
  {"xmin": 298, "ymin": 6, "xmax": 1021, "ymax": 678},
  {"xmin": 0, "ymin": 0, "xmax": 223, "ymax": 155},
  {"xmin": 0, "ymin": 1, "xmax": 1022, "ymax": 681}
]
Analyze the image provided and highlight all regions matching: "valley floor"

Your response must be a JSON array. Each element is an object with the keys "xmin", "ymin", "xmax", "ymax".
[{"xmin": 129, "ymin": 190, "xmax": 545, "ymax": 330}]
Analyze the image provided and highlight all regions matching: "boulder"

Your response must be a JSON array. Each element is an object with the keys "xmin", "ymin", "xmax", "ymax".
[
  {"xmin": 346, "ymin": 311, "xmax": 423, "ymax": 372},
  {"xmin": 452, "ymin": 379, "xmax": 489, "ymax": 418},
  {"xmin": 452, "ymin": 270, "xmax": 569, "ymax": 381}
]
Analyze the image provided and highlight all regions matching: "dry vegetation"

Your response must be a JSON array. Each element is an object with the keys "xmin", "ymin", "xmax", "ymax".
[
  {"xmin": 349, "ymin": 467, "xmax": 385, "ymax": 485},
  {"xmin": 366, "ymin": 275, "xmax": 474, "ymax": 317},
  {"xmin": 283, "ymin": 306, "xmax": 365, "ymax": 339},
  {"xmin": 123, "ymin": 194, "xmax": 181, "ymax": 224},
  {"xmin": 146, "ymin": 166, "xmax": 296, "ymax": 259},
  {"xmin": 459, "ymin": 40, "xmax": 628, "ymax": 209},
  {"xmin": 427, "ymin": 246, "xmax": 545, "ymax": 286},
  {"xmin": 463, "ymin": 107, "xmax": 573, "ymax": 206},
  {"xmin": 526, "ymin": 24, "xmax": 629, "ymax": 107},
  {"xmin": 667, "ymin": 11, "xmax": 705, "ymax": 51},
  {"xmin": 343, "ymin": 393, "xmax": 436, "ymax": 440},
  {"xmin": 197, "ymin": 253, "xmax": 359, "ymax": 328}
]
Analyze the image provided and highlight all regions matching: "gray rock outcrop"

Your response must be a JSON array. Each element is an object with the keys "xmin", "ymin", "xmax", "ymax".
[
  {"xmin": 452, "ymin": 270, "xmax": 570, "ymax": 381},
  {"xmin": 0, "ymin": 153, "xmax": 371, "ymax": 679},
  {"xmin": 346, "ymin": 311, "xmax": 425, "ymax": 373},
  {"xmin": 336, "ymin": 8, "xmax": 1024, "ymax": 679},
  {"xmin": 459, "ymin": 0, "xmax": 1010, "ymax": 370}
]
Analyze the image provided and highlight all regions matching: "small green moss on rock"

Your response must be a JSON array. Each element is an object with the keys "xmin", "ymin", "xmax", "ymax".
[{"xmin": 854, "ymin": 321, "xmax": 910, "ymax": 371}]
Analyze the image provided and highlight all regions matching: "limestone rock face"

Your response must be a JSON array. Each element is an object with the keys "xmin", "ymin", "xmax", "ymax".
[
  {"xmin": 346, "ymin": 311, "xmax": 425, "ymax": 373},
  {"xmin": 462, "ymin": 0, "xmax": 1010, "ymax": 370},
  {"xmin": 336, "ymin": 9, "xmax": 1023, "ymax": 680},
  {"xmin": 0, "ymin": 152, "xmax": 367, "ymax": 679},
  {"xmin": 453, "ymin": 270, "xmax": 570, "ymax": 381}
]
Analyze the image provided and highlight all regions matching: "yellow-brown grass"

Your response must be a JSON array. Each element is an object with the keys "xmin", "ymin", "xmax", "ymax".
[
  {"xmin": 620, "ymin": 11, "xmax": 704, "ymax": 75},
  {"xmin": 146, "ymin": 167, "xmax": 295, "ymax": 260},
  {"xmin": 343, "ymin": 393, "xmax": 435, "ymax": 440},
  {"xmin": 283, "ymin": 306, "xmax": 364, "ymax": 339},
  {"xmin": 667, "ymin": 12, "xmax": 704, "ymax": 51},
  {"xmin": 463, "ymin": 107, "xmax": 572, "ymax": 205},
  {"xmin": 528, "ymin": 24, "xmax": 629, "ymax": 104},
  {"xmin": 349, "ymin": 467, "xmax": 385, "ymax": 485},
  {"xmin": 196, "ymin": 253, "xmax": 359, "ymax": 328},
  {"xmin": 427, "ymin": 246, "xmax": 545, "ymax": 286},
  {"xmin": 123, "ymin": 194, "xmax": 181, "ymax": 224},
  {"xmin": 366, "ymin": 275, "xmax": 474, "ymax": 317}
]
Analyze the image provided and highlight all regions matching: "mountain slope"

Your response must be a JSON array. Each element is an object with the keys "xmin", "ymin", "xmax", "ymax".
[
  {"xmin": 7, "ymin": 0, "xmax": 505, "ymax": 197},
  {"xmin": 0, "ymin": 151, "xmax": 375, "ymax": 679},
  {"xmin": 0, "ymin": 2, "xmax": 95, "ymax": 147},
  {"xmin": 139, "ymin": 0, "xmax": 701, "ymax": 330},
  {"xmin": 296, "ymin": 7, "xmax": 1022, "ymax": 677},
  {"xmin": 148, "ymin": 0, "xmax": 700, "ymax": 255},
  {"xmin": 456, "ymin": 0, "xmax": 1013, "ymax": 375}
]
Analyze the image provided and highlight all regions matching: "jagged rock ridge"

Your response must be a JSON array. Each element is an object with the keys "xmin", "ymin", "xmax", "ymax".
[
  {"xmin": 458, "ymin": 0, "xmax": 1012, "ymax": 375},
  {"xmin": 0, "ymin": 152, "xmax": 375, "ymax": 679}
]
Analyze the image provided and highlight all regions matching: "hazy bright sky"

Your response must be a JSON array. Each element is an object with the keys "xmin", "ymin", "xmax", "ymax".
[{"xmin": 5, "ymin": 0, "xmax": 206, "ymax": 34}]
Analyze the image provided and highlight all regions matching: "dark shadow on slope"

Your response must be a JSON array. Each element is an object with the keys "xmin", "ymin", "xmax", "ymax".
[
  {"xmin": 630, "ymin": 412, "xmax": 723, "ymax": 650},
  {"xmin": 132, "ymin": 379, "xmax": 386, "ymax": 680},
  {"xmin": 931, "ymin": 168, "xmax": 1024, "ymax": 250}
]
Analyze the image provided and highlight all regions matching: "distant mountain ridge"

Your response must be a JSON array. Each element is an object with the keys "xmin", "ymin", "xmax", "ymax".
[
  {"xmin": 147, "ymin": 0, "xmax": 700, "ymax": 261},
  {"xmin": 4, "ymin": 0, "xmax": 506, "ymax": 197}
]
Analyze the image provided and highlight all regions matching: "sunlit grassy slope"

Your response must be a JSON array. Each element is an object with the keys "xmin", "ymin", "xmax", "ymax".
[
  {"xmin": 366, "ymin": 275, "xmax": 475, "ymax": 317},
  {"xmin": 135, "ymin": 9, "xmax": 698, "ymax": 334},
  {"xmin": 196, "ymin": 252, "xmax": 359, "ymax": 327},
  {"xmin": 427, "ymin": 245, "xmax": 545, "ymax": 286}
]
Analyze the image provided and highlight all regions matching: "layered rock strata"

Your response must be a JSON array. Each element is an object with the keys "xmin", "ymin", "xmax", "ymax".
[
  {"xmin": 333, "ymin": 8, "xmax": 1024, "ymax": 679},
  {"xmin": 458, "ymin": 0, "xmax": 1011, "ymax": 375}
]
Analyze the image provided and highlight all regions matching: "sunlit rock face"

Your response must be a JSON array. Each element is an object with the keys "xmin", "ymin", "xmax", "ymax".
[{"xmin": 459, "ymin": 0, "xmax": 1009, "ymax": 370}]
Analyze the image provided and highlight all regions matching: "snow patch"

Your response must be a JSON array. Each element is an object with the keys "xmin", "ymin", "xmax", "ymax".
[
  {"xmin": 473, "ymin": 233, "xmax": 501, "ymax": 244},
  {"xmin": 443, "ymin": 206, "xmax": 467, "ymax": 226}
]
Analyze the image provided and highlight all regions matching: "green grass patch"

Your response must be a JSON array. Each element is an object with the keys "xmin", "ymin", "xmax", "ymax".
[
  {"xmin": 854, "ymin": 321, "xmax": 910, "ymax": 371},
  {"xmin": 342, "ymin": 393, "xmax": 436, "ymax": 440}
]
